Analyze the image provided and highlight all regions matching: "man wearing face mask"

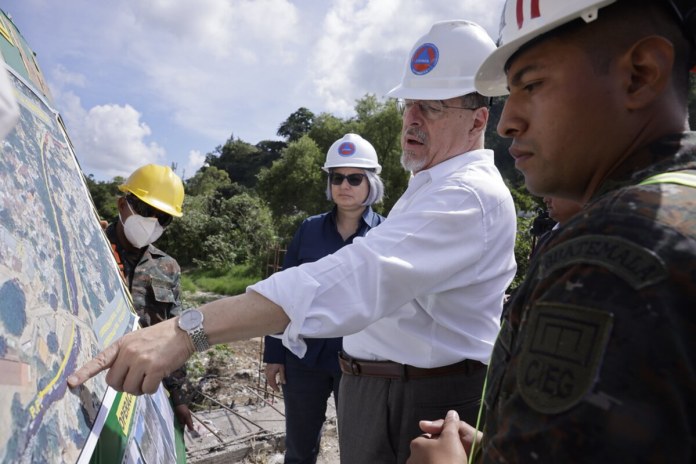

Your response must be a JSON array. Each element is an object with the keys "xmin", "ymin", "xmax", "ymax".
[{"xmin": 104, "ymin": 163, "xmax": 194, "ymax": 431}]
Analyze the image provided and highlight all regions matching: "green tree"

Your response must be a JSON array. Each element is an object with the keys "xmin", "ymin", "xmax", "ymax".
[
  {"xmin": 84, "ymin": 174, "xmax": 121, "ymax": 220},
  {"xmin": 206, "ymin": 136, "xmax": 281, "ymax": 189},
  {"xmin": 185, "ymin": 166, "xmax": 232, "ymax": 197},
  {"xmin": 307, "ymin": 113, "xmax": 351, "ymax": 154},
  {"xmin": 257, "ymin": 135, "xmax": 327, "ymax": 241},
  {"xmin": 350, "ymin": 95, "xmax": 409, "ymax": 214},
  {"xmin": 158, "ymin": 192, "xmax": 276, "ymax": 273},
  {"xmin": 277, "ymin": 107, "xmax": 315, "ymax": 142}
]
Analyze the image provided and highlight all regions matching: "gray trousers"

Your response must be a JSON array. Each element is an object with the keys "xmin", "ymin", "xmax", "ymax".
[{"xmin": 337, "ymin": 366, "xmax": 486, "ymax": 464}]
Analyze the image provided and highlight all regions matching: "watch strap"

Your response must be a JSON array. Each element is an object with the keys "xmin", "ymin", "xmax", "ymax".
[{"xmin": 189, "ymin": 326, "xmax": 210, "ymax": 352}]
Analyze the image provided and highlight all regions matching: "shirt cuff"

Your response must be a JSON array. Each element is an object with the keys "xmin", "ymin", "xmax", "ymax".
[{"xmin": 248, "ymin": 266, "xmax": 321, "ymax": 359}]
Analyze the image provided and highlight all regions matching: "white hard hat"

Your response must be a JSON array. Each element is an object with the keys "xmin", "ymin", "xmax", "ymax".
[
  {"xmin": 475, "ymin": 0, "xmax": 617, "ymax": 97},
  {"xmin": 323, "ymin": 133, "xmax": 382, "ymax": 174},
  {"xmin": 386, "ymin": 20, "xmax": 497, "ymax": 101}
]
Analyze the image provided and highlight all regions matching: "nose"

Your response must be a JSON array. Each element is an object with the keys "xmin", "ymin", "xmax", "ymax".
[
  {"xmin": 402, "ymin": 103, "xmax": 423, "ymax": 127},
  {"xmin": 496, "ymin": 96, "xmax": 526, "ymax": 138}
]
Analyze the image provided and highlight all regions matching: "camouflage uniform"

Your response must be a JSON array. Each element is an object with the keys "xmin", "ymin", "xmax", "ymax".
[
  {"xmin": 105, "ymin": 222, "xmax": 190, "ymax": 406},
  {"xmin": 480, "ymin": 133, "xmax": 696, "ymax": 463}
]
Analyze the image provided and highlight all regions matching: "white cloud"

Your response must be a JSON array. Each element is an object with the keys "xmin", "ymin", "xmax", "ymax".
[
  {"xmin": 57, "ymin": 92, "xmax": 165, "ymax": 178},
  {"xmin": 185, "ymin": 150, "xmax": 206, "ymax": 180},
  {"xmin": 109, "ymin": 0, "xmax": 303, "ymax": 142},
  {"xmin": 50, "ymin": 64, "xmax": 86, "ymax": 88},
  {"xmin": 8, "ymin": 0, "xmax": 506, "ymax": 180},
  {"xmin": 309, "ymin": 0, "xmax": 504, "ymax": 115}
]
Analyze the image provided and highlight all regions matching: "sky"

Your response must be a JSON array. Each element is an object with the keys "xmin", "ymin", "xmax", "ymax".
[{"xmin": 4, "ymin": 0, "xmax": 505, "ymax": 181}]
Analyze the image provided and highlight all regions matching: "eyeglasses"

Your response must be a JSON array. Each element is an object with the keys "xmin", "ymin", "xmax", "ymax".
[
  {"xmin": 127, "ymin": 195, "xmax": 173, "ymax": 227},
  {"xmin": 329, "ymin": 172, "xmax": 366, "ymax": 187},
  {"xmin": 396, "ymin": 99, "xmax": 478, "ymax": 120}
]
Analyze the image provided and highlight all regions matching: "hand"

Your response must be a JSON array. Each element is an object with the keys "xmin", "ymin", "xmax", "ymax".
[
  {"xmin": 174, "ymin": 404, "xmax": 194, "ymax": 431},
  {"xmin": 407, "ymin": 410, "xmax": 481, "ymax": 464},
  {"xmin": 264, "ymin": 363, "xmax": 286, "ymax": 392},
  {"xmin": 66, "ymin": 318, "xmax": 193, "ymax": 395}
]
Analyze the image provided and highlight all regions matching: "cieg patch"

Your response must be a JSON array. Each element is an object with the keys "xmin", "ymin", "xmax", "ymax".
[{"xmin": 518, "ymin": 303, "xmax": 613, "ymax": 414}]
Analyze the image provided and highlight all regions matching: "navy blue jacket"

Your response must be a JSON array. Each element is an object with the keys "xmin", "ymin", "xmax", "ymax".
[{"xmin": 263, "ymin": 206, "xmax": 385, "ymax": 371}]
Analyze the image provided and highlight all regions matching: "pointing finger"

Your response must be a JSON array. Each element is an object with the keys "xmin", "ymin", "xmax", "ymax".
[{"xmin": 67, "ymin": 340, "xmax": 121, "ymax": 388}]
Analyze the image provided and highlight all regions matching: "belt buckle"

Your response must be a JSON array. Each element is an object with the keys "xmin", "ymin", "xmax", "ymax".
[{"xmin": 349, "ymin": 359, "xmax": 361, "ymax": 376}]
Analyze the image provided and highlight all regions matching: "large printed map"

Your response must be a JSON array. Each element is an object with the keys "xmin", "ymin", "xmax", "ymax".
[{"xmin": 0, "ymin": 68, "xmax": 137, "ymax": 462}]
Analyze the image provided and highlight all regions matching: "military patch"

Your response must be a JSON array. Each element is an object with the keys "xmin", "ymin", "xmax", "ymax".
[
  {"xmin": 517, "ymin": 303, "xmax": 613, "ymax": 415},
  {"xmin": 538, "ymin": 235, "xmax": 666, "ymax": 289}
]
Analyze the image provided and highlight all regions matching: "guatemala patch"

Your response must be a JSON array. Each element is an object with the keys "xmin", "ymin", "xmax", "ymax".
[
  {"xmin": 410, "ymin": 43, "xmax": 439, "ymax": 75},
  {"xmin": 518, "ymin": 302, "xmax": 613, "ymax": 414},
  {"xmin": 538, "ymin": 235, "xmax": 667, "ymax": 289}
]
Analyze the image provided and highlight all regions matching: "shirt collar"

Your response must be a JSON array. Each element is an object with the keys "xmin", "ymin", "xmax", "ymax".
[{"xmin": 410, "ymin": 148, "xmax": 494, "ymax": 186}]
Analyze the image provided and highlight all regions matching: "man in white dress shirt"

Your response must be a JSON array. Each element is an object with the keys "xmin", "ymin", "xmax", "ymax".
[{"xmin": 69, "ymin": 20, "xmax": 517, "ymax": 464}]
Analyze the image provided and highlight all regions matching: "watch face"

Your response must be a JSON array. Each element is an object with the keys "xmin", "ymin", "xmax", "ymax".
[{"xmin": 179, "ymin": 309, "xmax": 203, "ymax": 330}]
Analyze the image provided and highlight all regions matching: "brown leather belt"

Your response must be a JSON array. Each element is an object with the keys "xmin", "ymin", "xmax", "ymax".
[{"xmin": 339, "ymin": 352, "xmax": 485, "ymax": 381}]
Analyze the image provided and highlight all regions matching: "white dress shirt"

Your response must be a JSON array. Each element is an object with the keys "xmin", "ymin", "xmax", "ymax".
[{"xmin": 250, "ymin": 149, "xmax": 517, "ymax": 368}]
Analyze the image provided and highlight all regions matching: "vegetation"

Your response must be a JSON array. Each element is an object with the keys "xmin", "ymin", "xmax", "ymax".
[{"xmin": 86, "ymin": 83, "xmax": 696, "ymax": 296}]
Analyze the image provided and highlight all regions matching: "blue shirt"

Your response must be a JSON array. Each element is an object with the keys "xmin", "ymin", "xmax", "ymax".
[{"xmin": 263, "ymin": 205, "xmax": 385, "ymax": 370}]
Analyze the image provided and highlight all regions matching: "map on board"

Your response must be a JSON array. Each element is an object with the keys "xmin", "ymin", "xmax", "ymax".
[
  {"xmin": 0, "ymin": 9, "xmax": 182, "ymax": 463},
  {"xmin": 0, "ymin": 66, "xmax": 138, "ymax": 463}
]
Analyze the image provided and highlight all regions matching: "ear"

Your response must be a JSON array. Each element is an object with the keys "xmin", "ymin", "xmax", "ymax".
[
  {"xmin": 621, "ymin": 35, "xmax": 675, "ymax": 110},
  {"xmin": 469, "ymin": 106, "xmax": 489, "ymax": 136},
  {"xmin": 117, "ymin": 196, "xmax": 128, "ymax": 214}
]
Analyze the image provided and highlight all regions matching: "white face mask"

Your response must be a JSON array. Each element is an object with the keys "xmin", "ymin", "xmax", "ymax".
[{"xmin": 120, "ymin": 201, "xmax": 164, "ymax": 248}]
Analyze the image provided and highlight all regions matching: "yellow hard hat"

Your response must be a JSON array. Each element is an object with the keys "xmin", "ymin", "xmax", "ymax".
[{"xmin": 118, "ymin": 164, "xmax": 184, "ymax": 217}]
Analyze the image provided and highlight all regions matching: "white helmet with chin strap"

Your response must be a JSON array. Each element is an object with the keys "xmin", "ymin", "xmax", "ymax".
[
  {"xmin": 386, "ymin": 20, "xmax": 497, "ymax": 100},
  {"xmin": 475, "ymin": 0, "xmax": 696, "ymax": 97},
  {"xmin": 323, "ymin": 133, "xmax": 382, "ymax": 174}
]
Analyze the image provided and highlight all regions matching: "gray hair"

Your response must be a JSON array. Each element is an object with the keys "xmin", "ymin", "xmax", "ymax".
[{"xmin": 326, "ymin": 169, "xmax": 385, "ymax": 206}]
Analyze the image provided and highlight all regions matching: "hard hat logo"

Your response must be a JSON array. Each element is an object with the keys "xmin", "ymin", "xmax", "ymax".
[
  {"xmin": 338, "ymin": 142, "xmax": 356, "ymax": 157},
  {"xmin": 410, "ymin": 44, "xmax": 439, "ymax": 76}
]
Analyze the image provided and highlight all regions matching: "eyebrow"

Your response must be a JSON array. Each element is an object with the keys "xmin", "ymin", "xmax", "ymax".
[{"xmin": 507, "ymin": 63, "xmax": 543, "ymax": 90}]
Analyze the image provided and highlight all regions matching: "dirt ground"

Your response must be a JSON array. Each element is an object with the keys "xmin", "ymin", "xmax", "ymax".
[{"xmin": 185, "ymin": 337, "xmax": 340, "ymax": 464}]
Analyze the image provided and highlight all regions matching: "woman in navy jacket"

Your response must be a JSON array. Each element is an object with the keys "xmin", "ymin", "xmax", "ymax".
[{"xmin": 264, "ymin": 133, "xmax": 386, "ymax": 464}]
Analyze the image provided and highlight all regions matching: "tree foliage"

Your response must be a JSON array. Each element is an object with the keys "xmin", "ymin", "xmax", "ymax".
[
  {"xmin": 84, "ymin": 174, "xmax": 121, "ymax": 220},
  {"xmin": 185, "ymin": 166, "xmax": 232, "ymax": 197},
  {"xmin": 257, "ymin": 135, "xmax": 327, "ymax": 241},
  {"xmin": 277, "ymin": 107, "xmax": 315, "ymax": 142},
  {"xmin": 205, "ymin": 136, "xmax": 282, "ymax": 189}
]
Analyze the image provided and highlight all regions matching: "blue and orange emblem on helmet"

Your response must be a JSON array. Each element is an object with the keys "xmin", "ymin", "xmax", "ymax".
[
  {"xmin": 410, "ymin": 43, "xmax": 439, "ymax": 75},
  {"xmin": 338, "ymin": 142, "xmax": 356, "ymax": 157}
]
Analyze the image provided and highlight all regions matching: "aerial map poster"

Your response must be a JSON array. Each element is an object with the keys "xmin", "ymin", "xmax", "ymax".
[
  {"xmin": 0, "ymin": 64, "xmax": 138, "ymax": 462},
  {"xmin": 0, "ymin": 9, "xmax": 185, "ymax": 463}
]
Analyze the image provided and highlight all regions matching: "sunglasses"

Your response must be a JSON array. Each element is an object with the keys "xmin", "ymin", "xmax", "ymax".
[
  {"xmin": 127, "ymin": 195, "xmax": 173, "ymax": 227},
  {"xmin": 330, "ymin": 172, "xmax": 366, "ymax": 187}
]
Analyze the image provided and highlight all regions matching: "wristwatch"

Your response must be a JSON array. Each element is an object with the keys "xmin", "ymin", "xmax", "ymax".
[{"xmin": 177, "ymin": 309, "xmax": 210, "ymax": 352}]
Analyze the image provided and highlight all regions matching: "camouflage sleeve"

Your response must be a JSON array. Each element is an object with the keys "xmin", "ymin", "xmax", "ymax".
[
  {"xmin": 481, "ymin": 195, "xmax": 696, "ymax": 463},
  {"xmin": 134, "ymin": 254, "xmax": 183, "ymax": 324},
  {"xmin": 163, "ymin": 366, "xmax": 191, "ymax": 406}
]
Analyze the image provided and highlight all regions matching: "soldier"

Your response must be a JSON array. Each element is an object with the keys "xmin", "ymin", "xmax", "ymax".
[
  {"xmin": 408, "ymin": 0, "xmax": 696, "ymax": 462},
  {"xmin": 105, "ymin": 164, "xmax": 193, "ymax": 431}
]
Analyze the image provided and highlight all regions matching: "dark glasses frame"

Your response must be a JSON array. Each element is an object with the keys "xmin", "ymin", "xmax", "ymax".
[
  {"xmin": 329, "ymin": 172, "xmax": 366, "ymax": 187},
  {"xmin": 126, "ymin": 194, "xmax": 173, "ymax": 227}
]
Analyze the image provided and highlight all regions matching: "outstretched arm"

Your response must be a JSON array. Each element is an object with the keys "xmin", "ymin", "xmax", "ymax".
[{"xmin": 67, "ymin": 291, "xmax": 290, "ymax": 394}]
